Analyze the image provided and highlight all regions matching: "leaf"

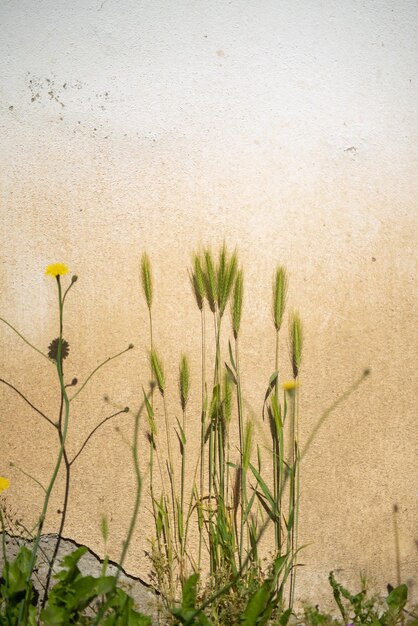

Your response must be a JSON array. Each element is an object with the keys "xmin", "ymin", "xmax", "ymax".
[
  {"xmin": 249, "ymin": 463, "xmax": 276, "ymax": 512},
  {"xmin": 228, "ymin": 340, "xmax": 237, "ymax": 371},
  {"xmin": 262, "ymin": 371, "xmax": 279, "ymax": 420},
  {"xmin": 386, "ymin": 584, "xmax": 408, "ymax": 612},
  {"xmin": 279, "ymin": 608, "xmax": 292, "ymax": 625},
  {"xmin": 241, "ymin": 581, "xmax": 270, "ymax": 625},
  {"xmin": 175, "ymin": 416, "xmax": 186, "ymax": 446},
  {"xmin": 142, "ymin": 386, "xmax": 156, "ymax": 434},
  {"xmin": 182, "ymin": 573, "xmax": 199, "ymax": 610},
  {"xmin": 224, "ymin": 362, "xmax": 237, "ymax": 386}
]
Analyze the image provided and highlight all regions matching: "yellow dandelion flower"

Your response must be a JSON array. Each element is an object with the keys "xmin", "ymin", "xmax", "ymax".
[
  {"xmin": 282, "ymin": 380, "xmax": 300, "ymax": 392},
  {"xmin": 45, "ymin": 263, "xmax": 69, "ymax": 278},
  {"xmin": 0, "ymin": 476, "xmax": 10, "ymax": 494}
]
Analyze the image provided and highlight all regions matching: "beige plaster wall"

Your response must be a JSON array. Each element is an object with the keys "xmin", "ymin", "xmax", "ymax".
[{"xmin": 1, "ymin": 0, "xmax": 417, "ymax": 609}]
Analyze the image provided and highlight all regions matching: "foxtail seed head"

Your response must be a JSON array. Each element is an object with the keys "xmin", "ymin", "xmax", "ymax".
[
  {"xmin": 218, "ymin": 244, "xmax": 237, "ymax": 316},
  {"xmin": 204, "ymin": 249, "xmax": 217, "ymax": 313},
  {"xmin": 141, "ymin": 252, "xmax": 153, "ymax": 309},
  {"xmin": 232, "ymin": 269, "xmax": 243, "ymax": 338},
  {"xmin": 223, "ymin": 370, "xmax": 234, "ymax": 424},
  {"xmin": 290, "ymin": 311, "xmax": 303, "ymax": 378},
  {"xmin": 191, "ymin": 254, "xmax": 206, "ymax": 310},
  {"xmin": 273, "ymin": 266, "xmax": 288, "ymax": 332},
  {"xmin": 179, "ymin": 354, "xmax": 190, "ymax": 412}
]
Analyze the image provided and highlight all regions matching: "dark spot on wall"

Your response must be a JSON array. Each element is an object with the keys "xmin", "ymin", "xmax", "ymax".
[
  {"xmin": 8, "ymin": 105, "xmax": 13, "ymax": 111},
  {"xmin": 371, "ymin": 257, "xmax": 376, "ymax": 262}
]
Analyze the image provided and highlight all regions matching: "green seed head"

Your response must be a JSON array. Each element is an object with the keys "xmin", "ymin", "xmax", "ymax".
[
  {"xmin": 191, "ymin": 254, "xmax": 206, "ymax": 310},
  {"xmin": 204, "ymin": 249, "xmax": 218, "ymax": 313},
  {"xmin": 232, "ymin": 269, "xmax": 243, "ymax": 338},
  {"xmin": 218, "ymin": 244, "xmax": 237, "ymax": 316},
  {"xmin": 100, "ymin": 514, "xmax": 109, "ymax": 544},
  {"xmin": 273, "ymin": 266, "xmax": 288, "ymax": 331},
  {"xmin": 223, "ymin": 369, "xmax": 234, "ymax": 424},
  {"xmin": 290, "ymin": 311, "xmax": 303, "ymax": 378},
  {"xmin": 140, "ymin": 252, "xmax": 153, "ymax": 309},
  {"xmin": 179, "ymin": 354, "xmax": 190, "ymax": 412}
]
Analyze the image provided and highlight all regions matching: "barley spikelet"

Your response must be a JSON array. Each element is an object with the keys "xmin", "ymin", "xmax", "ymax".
[
  {"xmin": 141, "ymin": 252, "xmax": 153, "ymax": 309},
  {"xmin": 204, "ymin": 249, "xmax": 217, "ymax": 313},
  {"xmin": 218, "ymin": 245, "xmax": 237, "ymax": 316},
  {"xmin": 273, "ymin": 266, "xmax": 288, "ymax": 331},
  {"xmin": 190, "ymin": 254, "xmax": 206, "ymax": 310},
  {"xmin": 223, "ymin": 369, "xmax": 234, "ymax": 424},
  {"xmin": 232, "ymin": 269, "xmax": 243, "ymax": 338},
  {"xmin": 290, "ymin": 311, "xmax": 303, "ymax": 378},
  {"xmin": 179, "ymin": 354, "xmax": 190, "ymax": 412}
]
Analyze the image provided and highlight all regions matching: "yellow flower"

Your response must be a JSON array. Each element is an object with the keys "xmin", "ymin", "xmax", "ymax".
[
  {"xmin": 45, "ymin": 263, "xmax": 69, "ymax": 278},
  {"xmin": 0, "ymin": 476, "xmax": 10, "ymax": 494},
  {"xmin": 282, "ymin": 380, "xmax": 300, "ymax": 392}
]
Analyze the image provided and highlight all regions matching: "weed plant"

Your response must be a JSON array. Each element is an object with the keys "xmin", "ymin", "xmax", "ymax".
[{"xmin": 138, "ymin": 246, "xmax": 376, "ymax": 624}]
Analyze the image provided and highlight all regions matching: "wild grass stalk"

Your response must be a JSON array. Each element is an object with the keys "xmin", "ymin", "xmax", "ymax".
[
  {"xmin": 190, "ymin": 253, "xmax": 207, "ymax": 572},
  {"xmin": 178, "ymin": 354, "xmax": 190, "ymax": 581},
  {"xmin": 272, "ymin": 266, "xmax": 288, "ymax": 556}
]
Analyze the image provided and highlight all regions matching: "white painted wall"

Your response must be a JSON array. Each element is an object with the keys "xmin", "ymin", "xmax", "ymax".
[{"xmin": 1, "ymin": 0, "xmax": 417, "ymax": 609}]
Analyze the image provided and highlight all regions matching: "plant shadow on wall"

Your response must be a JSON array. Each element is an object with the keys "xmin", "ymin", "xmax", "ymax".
[{"xmin": 0, "ymin": 253, "xmax": 415, "ymax": 625}]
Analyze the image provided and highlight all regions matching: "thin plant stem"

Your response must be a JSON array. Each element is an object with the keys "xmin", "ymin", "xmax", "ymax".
[
  {"xmin": 0, "ymin": 379, "xmax": 56, "ymax": 429},
  {"xmin": 9, "ymin": 463, "xmax": 46, "ymax": 494},
  {"xmin": 20, "ymin": 276, "xmax": 70, "ymax": 624},
  {"xmin": 180, "ymin": 405, "xmax": 186, "ymax": 581},
  {"xmin": 69, "ymin": 345, "xmax": 133, "ymax": 402},
  {"xmin": 234, "ymin": 336, "xmax": 245, "ymax": 566},
  {"xmin": 288, "ymin": 385, "xmax": 299, "ymax": 609},
  {"xmin": 70, "ymin": 409, "xmax": 128, "ymax": 465},
  {"xmin": 0, "ymin": 317, "xmax": 50, "ymax": 363},
  {"xmin": 198, "ymin": 306, "xmax": 206, "ymax": 572},
  {"xmin": 91, "ymin": 406, "xmax": 143, "ymax": 626},
  {"xmin": 274, "ymin": 329, "xmax": 282, "ymax": 555}
]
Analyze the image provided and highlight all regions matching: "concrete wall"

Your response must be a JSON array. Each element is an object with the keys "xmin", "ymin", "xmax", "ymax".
[{"xmin": 1, "ymin": 0, "xmax": 417, "ymax": 609}]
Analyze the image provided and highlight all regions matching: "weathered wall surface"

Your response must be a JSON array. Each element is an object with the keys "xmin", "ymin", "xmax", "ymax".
[{"xmin": 1, "ymin": 0, "xmax": 417, "ymax": 609}]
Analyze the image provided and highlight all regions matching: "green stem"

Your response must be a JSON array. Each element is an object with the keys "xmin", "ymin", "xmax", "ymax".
[
  {"xmin": 69, "ymin": 346, "xmax": 132, "ymax": 402},
  {"xmin": 0, "ymin": 317, "xmax": 50, "ymax": 362},
  {"xmin": 289, "ymin": 384, "xmax": 299, "ymax": 609},
  {"xmin": 198, "ymin": 307, "xmax": 206, "ymax": 572},
  {"xmin": 235, "ymin": 336, "xmax": 245, "ymax": 567},
  {"xmin": 20, "ymin": 276, "xmax": 70, "ymax": 624},
  {"xmin": 92, "ymin": 408, "xmax": 143, "ymax": 626}
]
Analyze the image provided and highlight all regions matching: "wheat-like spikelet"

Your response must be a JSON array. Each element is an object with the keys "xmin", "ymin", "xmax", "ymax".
[
  {"xmin": 141, "ymin": 252, "xmax": 153, "ymax": 309},
  {"xmin": 223, "ymin": 369, "xmax": 234, "ymax": 424},
  {"xmin": 232, "ymin": 269, "xmax": 244, "ymax": 338},
  {"xmin": 191, "ymin": 254, "xmax": 206, "ymax": 310},
  {"xmin": 289, "ymin": 311, "xmax": 303, "ymax": 378},
  {"xmin": 218, "ymin": 245, "xmax": 238, "ymax": 316},
  {"xmin": 100, "ymin": 513, "xmax": 109, "ymax": 544},
  {"xmin": 179, "ymin": 354, "xmax": 190, "ymax": 412},
  {"xmin": 204, "ymin": 249, "xmax": 218, "ymax": 313},
  {"xmin": 273, "ymin": 266, "xmax": 288, "ymax": 331}
]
